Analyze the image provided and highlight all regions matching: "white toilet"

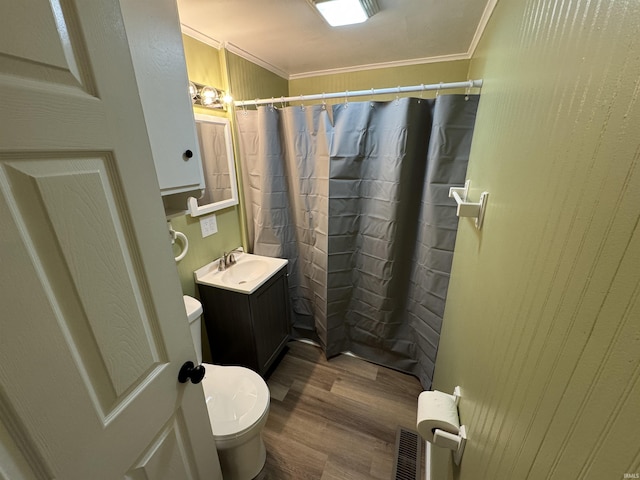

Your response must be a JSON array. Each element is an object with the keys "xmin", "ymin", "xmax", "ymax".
[{"xmin": 183, "ymin": 295, "xmax": 270, "ymax": 480}]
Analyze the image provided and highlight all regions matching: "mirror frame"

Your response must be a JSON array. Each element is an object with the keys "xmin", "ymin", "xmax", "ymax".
[{"xmin": 188, "ymin": 113, "xmax": 239, "ymax": 216}]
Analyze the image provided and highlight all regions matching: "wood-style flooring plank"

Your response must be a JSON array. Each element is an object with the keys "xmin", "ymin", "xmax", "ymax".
[
  {"xmin": 322, "ymin": 352, "xmax": 380, "ymax": 381},
  {"xmin": 369, "ymin": 440, "xmax": 396, "ymax": 480},
  {"xmin": 256, "ymin": 341, "xmax": 425, "ymax": 479},
  {"xmin": 266, "ymin": 378, "xmax": 290, "ymax": 402},
  {"xmin": 330, "ymin": 375, "xmax": 418, "ymax": 429}
]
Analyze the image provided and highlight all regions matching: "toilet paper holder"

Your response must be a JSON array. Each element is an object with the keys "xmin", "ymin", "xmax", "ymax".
[
  {"xmin": 433, "ymin": 425, "xmax": 467, "ymax": 465},
  {"xmin": 429, "ymin": 386, "xmax": 467, "ymax": 465}
]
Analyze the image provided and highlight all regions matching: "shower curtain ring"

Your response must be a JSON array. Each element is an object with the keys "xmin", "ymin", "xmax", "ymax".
[
  {"xmin": 321, "ymin": 93, "xmax": 327, "ymax": 110},
  {"xmin": 344, "ymin": 90, "xmax": 349, "ymax": 108},
  {"xmin": 418, "ymin": 83, "xmax": 425, "ymax": 103},
  {"xmin": 300, "ymin": 94, "xmax": 305, "ymax": 111},
  {"xmin": 395, "ymin": 86, "xmax": 401, "ymax": 105},
  {"xmin": 281, "ymin": 96, "xmax": 286, "ymax": 109}
]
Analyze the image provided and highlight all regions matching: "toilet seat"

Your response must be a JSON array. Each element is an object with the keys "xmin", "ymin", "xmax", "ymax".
[{"xmin": 201, "ymin": 364, "xmax": 270, "ymax": 441}]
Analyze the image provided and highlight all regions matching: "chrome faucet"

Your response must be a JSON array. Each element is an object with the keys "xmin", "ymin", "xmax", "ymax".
[
  {"xmin": 218, "ymin": 252, "xmax": 228, "ymax": 271},
  {"xmin": 217, "ymin": 249, "xmax": 241, "ymax": 271}
]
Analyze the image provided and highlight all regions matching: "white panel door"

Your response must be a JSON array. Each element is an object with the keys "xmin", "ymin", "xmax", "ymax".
[{"xmin": 0, "ymin": 1, "xmax": 221, "ymax": 479}]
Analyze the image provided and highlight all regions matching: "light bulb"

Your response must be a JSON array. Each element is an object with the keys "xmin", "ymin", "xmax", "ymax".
[
  {"xmin": 188, "ymin": 82, "xmax": 197, "ymax": 103},
  {"xmin": 200, "ymin": 86, "xmax": 219, "ymax": 106}
]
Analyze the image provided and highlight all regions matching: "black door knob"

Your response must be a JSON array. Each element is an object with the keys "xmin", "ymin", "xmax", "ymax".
[
  {"xmin": 184, "ymin": 149, "xmax": 193, "ymax": 159},
  {"xmin": 178, "ymin": 361, "xmax": 205, "ymax": 384}
]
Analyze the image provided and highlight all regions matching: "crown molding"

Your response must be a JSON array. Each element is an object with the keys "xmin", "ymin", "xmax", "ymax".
[
  {"xmin": 467, "ymin": 0, "xmax": 498, "ymax": 57},
  {"xmin": 180, "ymin": 24, "xmax": 222, "ymax": 50},
  {"xmin": 289, "ymin": 53, "xmax": 471, "ymax": 80},
  {"xmin": 224, "ymin": 42, "xmax": 289, "ymax": 80}
]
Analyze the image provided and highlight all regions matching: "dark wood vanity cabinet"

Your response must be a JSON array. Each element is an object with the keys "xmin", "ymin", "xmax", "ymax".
[{"xmin": 197, "ymin": 264, "xmax": 291, "ymax": 376}]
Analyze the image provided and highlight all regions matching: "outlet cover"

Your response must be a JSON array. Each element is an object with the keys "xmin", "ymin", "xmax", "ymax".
[{"xmin": 200, "ymin": 214, "xmax": 218, "ymax": 238}]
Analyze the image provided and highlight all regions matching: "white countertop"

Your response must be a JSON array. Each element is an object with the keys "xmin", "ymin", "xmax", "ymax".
[{"xmin": 194, "ymin": 252, "xmax": 288, "ymax": 295}]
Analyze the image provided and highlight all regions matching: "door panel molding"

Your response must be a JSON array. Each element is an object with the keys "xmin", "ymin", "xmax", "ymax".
[
  {"xmin": 126, "ymin": 409, "xmax": 198, "ymax": 480},
  {"xmin": 0, "ymin": 388, "xmax": 54, "ymax": 480},
  {"xmin": 1, "ymin": 155, "xmax": 169, "ymax": 418}
]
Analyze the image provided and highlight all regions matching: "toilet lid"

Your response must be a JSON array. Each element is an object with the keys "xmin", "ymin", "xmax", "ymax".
[{"xmin": 201, "ymin": 365, "xmax": 270, "ymax": 438}]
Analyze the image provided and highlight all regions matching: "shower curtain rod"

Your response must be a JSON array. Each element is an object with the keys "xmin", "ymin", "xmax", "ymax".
[{"xmin": 233, "ymin": 79, "xmax": 483, "ymax": 107}]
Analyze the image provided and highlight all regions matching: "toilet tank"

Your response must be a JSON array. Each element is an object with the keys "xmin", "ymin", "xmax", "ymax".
[{"xmin": 182, "ymin": 295, "xmax": 203, "ymax": 364}]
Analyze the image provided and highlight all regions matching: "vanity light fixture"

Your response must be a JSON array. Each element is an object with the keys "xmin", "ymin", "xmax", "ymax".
[
  {"xmin": 310, "ymin": 0, "xmax": 379, "ymax": 27},
  {"xmin": 189, "ymin": 81, "xmax": 232, "ymax": 110}
]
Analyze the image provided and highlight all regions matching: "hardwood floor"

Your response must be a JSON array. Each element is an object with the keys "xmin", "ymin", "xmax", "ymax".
[{"xmin": 255, "ymin": 341, "xmax": 425, "ymax": 480}]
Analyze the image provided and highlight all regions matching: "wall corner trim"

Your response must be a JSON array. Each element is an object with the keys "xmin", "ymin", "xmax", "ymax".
[
  {"xmin": 224, "ymin": 42, "xmax": 289, "ymax": 80},
  {"xmin": 467, "ymin": 0, "xmax": 499, "ymax": 57}
]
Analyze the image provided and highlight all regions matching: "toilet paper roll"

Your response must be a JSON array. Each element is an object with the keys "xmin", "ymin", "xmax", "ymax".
[{"xmin": 416, "ymin": 390, "xmax": 460, "ymax": 443}]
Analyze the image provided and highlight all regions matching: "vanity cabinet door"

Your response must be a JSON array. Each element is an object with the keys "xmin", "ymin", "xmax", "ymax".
[
  {"xmin": 120, "ymin": 0, "xmax": 205, "ymax": 197},
  {"xmin": 198, "ymin": 265, "xmax": 291, "ymax": 375},
  {"xmin": 249, "ymin": 268, "xmax": 291, "ymax": 374},
  {"xmin": 198, "ymin": 286, "xmax": 259, "ymax": 370}
]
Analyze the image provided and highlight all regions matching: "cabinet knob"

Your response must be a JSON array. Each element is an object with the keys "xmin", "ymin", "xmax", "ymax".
[
  {"xmin": 178, "ymin": 361, "xmax": 205, "ymax": 384},
  {"xmin": 184, "ymin": 149, "xmax": 193, "ymax": 159}
]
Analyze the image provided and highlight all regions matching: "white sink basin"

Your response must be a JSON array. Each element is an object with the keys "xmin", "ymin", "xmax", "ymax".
[
  {"xmin": 194, "ymin": 252, "xmax": 288, "ymax": 294},
  {"xmin": 222, "ymin": 259, "xmax": 269, "ymax": 285}
]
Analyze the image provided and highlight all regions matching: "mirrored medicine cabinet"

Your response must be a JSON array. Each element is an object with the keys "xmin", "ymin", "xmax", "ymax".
[{"xmin": 188, "ymin": 114, "xmax": 239, "ymax": 216}]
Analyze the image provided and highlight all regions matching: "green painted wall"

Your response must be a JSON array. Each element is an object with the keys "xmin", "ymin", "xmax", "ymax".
[
  {"xmin": 182, "ymin": 34, "xmax": 223, "ymax": 88},
  {"xmin": 169, "ymin": 211, "xmax": 241, "ymax": 295},
  {"xmin": 172, "ymin": 36, "xmax": 243, "ymax": 300},
  {"xmin": 289, "ymin": 60, "xmax": 471, "ymax": 103},
  {"xmin": 432, "ymin": 0, "xmax": 640, "ymax": 478},
  {"xmin": 226, "ymin": 51, "xmax": 289, "ymax": 105}
]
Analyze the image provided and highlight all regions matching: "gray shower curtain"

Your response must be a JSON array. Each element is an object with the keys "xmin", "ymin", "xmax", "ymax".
[
  {"xmin": 236, "ymin": 105, "xmax": 330, "ymax": 341},
  {"xmin": 236, "ymin": 95, "xmax": 479, "ymax": 388}
]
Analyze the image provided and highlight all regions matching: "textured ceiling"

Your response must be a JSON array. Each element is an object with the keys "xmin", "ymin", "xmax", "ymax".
[{"xmin": 176, "ymin": 0, "xmax": 495, "ymax": 79}]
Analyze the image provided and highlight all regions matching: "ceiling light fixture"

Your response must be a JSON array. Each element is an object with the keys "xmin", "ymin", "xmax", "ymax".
[{"xmin": 311, "ymin": 0, "xmax": 380, "ymax": 27}]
